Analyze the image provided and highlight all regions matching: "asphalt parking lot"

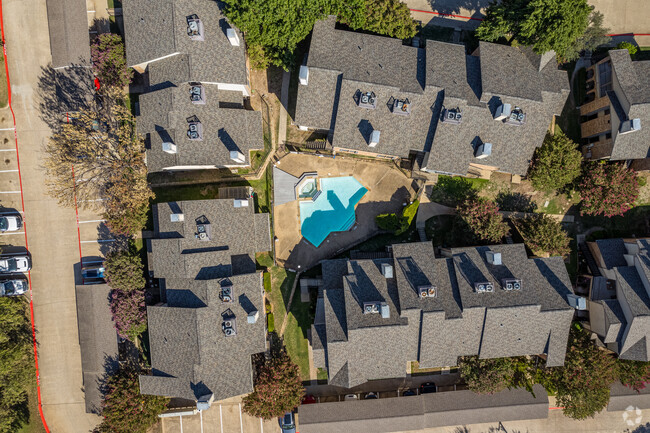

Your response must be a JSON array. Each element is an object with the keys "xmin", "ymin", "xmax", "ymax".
[{"xmin": 0, "ymin": 126, "xmax": 27, "ymax": 251}]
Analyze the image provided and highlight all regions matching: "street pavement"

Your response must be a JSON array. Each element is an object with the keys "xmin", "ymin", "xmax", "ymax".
[{"xmin": 1, "ymin": 0, "xmax": 106, "ymax": 431}]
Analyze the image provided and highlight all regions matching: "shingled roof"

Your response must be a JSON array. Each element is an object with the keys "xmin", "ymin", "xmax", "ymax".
[
  {"xmin": 295, "ymin": 17, "xmax": 568, "ymax": 174},
  {"xmin": 122, "ymin": 0, "xmax": 247, "ymax": 87},
  {"xmin": 139, "ymin": 275, "xmax": 267, "ymax": 401},
  {"xmin": 138, "ymin": 83, "xmax": 263, "ymax": 172},
  {"xmin": 46, "ymin": 0, "xmax": 91, "ymax": 68},
  {"xmin": 317, "ymin": 242, "xmax": 574, "ymax": 388},
  {"xmin": 149, "ymin": 199, "xmax": 271, "ymax": 281},
  {"xmin": 606, "ymin": 50, "xmax": 650, "ymax": 161},
  {"xmin": 589, "ymin": 238, "xmax": 650, "ymax": 361}
]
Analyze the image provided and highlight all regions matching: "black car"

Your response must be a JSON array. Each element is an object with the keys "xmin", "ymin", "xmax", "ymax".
[
  {"xmin": 420, "ymin": 382, "xmax": 437, "ymax": 394},
  {"xmin": 402, "ymin": 389, "xmax": 416, "ymax": 396}
]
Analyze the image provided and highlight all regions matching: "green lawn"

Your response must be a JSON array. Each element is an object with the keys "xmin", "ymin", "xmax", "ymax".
[
  {"xmin": 16, "ymin": 383, "xmax": 47, "ymax": 433},
  {"xmin": 283, "ymin": 287, "xmax": 311, "ymax": 380}
]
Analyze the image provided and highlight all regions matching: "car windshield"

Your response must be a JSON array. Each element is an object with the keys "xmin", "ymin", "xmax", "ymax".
[
  {"xmin": 282, "ymin": 414, "xmax": 293, "ymax": 426},
  {"xmin": 2, "ymin": 281, "xmax": 16, "ymax": 295},
  {"xmin": 0, "ymin": 218, "xmax": 7, "ymax": 231},
  {"xmin": 0, "ymin": 259, "xmax": 17, "ymax": 272}
]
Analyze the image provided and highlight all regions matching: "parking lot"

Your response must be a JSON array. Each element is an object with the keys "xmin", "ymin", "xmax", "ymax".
[
  {"xmin": 156, "ymin": 397, "xmax": 281, "ymax": 433},
  {"xmin": 0, "ymin": 124, "xmax": 27, "ymax": 251}
]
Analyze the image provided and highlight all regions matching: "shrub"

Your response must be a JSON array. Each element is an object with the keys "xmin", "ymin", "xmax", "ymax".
[
  {"xmin": 617, "ymin": 359, "xmax": 650, "ymax": 392},
  {"xmin": 110, "ymin": 289, "xmax": 147, "ymax": 342},
  {"xmin": 528, "ymin": 132, "xmax": 583, "ymax": 191},
  {"xmin": 459, "ymin": 356, "xmax": 519, "ymax": 394},
  {"xmin": 512, "ymin": 214, "xmax": 571, "ymax": 257},
  {"xmin": 428, "ymin": 175, "xmax": 479, "ymax": 207},
  {"xmin": 104, "ymin": 250, "xmax": 146, "ymax": 293},
  {"xmin": 95, "ymin": 366, "xmax": 168, "ymax": 433},
  {"xmin": 91, "ymin": 34, "xmax": 132, "ymax": 89},
  {"xmin": 375, "ymin": 213, "xmax": 402, "ymax": 232},
  {"xmin": 578, "ymin": 162, "xmax": 639, "ymax": 217},
  {"xmin": 266, "ymin": 312, "xmax": 275, "ymax": 333},
  {"xmin": 457, "ymin": 199, "xmax": 509, "ymax": 244},
  {"xmin": 242, "ymin": 345, "xmax": 303, "ymax": 419},
  {"xmin": 616, "ymin": 41, "xmax": 638, "ymax": 58},
  {"xmin": 376, "ymin": 201, "xmax": 419, "ymax": 235}
]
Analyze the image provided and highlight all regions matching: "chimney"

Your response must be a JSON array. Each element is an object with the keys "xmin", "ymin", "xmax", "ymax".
[
  {"xmin": 247, "ymin": 310, "xmax": 259, "ymax": 324},
  {"xmin": 226, "ymin": 28, "xmax": 240, "ymax": 46},
  {"xmin": 494, "ymin": 104, "xmax": 511, "ymax": 121},
  {"xmin": 381, "ymin": 263, "xmax": 393, "ymax": 278},
  {"xmin": 299, "ymin": 65, "xmax": 309, "ymax": 85},
  {"xmin": 369, "ymin": 130, "xmax": 380, "ymax": 147},
  {"xmin": 567, "ymin": 294, "xmax": 587, "ymax": 310},
  {"xmin": 170, "ymin": 213, "xmax": 184, "ymax": 222},
  {"xmin": 162, "ymin": 142, "xmax": 177, "ymax": 154},
  {"xmin": 380, "ymin": 302, "xmax": 390, "ymax": 318},
  {"xmin": 230, "ymin": 150, "xmax": 245, "ymax": 163},
  {"xmin": 486, "ymin": 251, "xmax": 502, "ymax": 265},
  {"xmin": 475, "ymin": 142, "xmax": 492, "ymax": 159}
]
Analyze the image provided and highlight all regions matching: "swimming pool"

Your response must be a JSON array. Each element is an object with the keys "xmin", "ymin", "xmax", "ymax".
[{"xmin": 299, "ymin": 176, "xmax": 367, "ymax": 247}]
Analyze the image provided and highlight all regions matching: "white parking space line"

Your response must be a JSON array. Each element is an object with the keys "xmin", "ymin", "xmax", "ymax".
[
  {"xmin": 0, "ymin": 191, "xmax": 21, "ymax": 194},
  {"xmin": 0, "ymin": 149, "xmax": 16, "ymax": 152},
  {"xmin": 0, "ymin": 169, "xmax": 18, "ymax": 173},
  {"xmin": 80, "ymin": 239, "xmax": 115, "ymax": 244},
  {"xmin": 239, "ymin": 403, "xmax": 243, "ymax": 433},
  {"xmin": 0, "ymin": 231, "xmax": 24, "ymax": 235},
  {"xmin": 0, "ymin": 127, "xmax": 15, "ymax": 131},
  {"xmin": 78, "ymin": 219, "xmax": 106, "ymax": 224},
  {"xmin": 220, "ymin": 405, "xmax": 224, "ymax": 433},
  {"xmin": 80, "ymin": 198, "xmax": 105, "ymax": 202}
]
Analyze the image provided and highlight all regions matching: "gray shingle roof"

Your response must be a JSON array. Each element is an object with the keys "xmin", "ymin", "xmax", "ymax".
[
  {"xmin": 138, "ymin": 84, "xmax": 263, "ymax": 172},
  {"xmin": 608, "ymin": 381, "xmax": 650, "ymax": 411},
  {"xmin": 319, "ymin": 243, "xmax": 574, "ymax": 387},
  {"xmin": 75, "ymin": 284, "xmax": 119, "ymax": 414},
  {"xmin": 298, "ymin": 384, "xmax": 549, "ymax": 433},
  {"xmin": 294, "ymin": 68, "xmax": 341, "ymax": 130},
  {"xmin": 149, "ymin": 199, "xmax": 270, "ymax": 280},
  {"xmin": 46, "ymin": 0, "xmax": 91, "ymax": 68},
  {"xmin": 139, "ymin": 274, "xmax": 267, "ymax": 401},
  {"xmin": 123, "ymin": 0, "xmax": 248, "ymax": 86}
]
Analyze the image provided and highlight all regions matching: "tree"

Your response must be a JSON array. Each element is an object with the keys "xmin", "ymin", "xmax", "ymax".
[
  {"xmin": 103, "ymin": 164, "xmax": 154, "ymax": 236},
  {"xmin": 563, "ymin": 11, "xmax": 610, "ymax": 61},
  {"xmin": 242, "ymin": 344, "xmax": 304, "ymax": 419},
  {"xmin": 44, "ymin": 88, "xmax": 151, "ymax": 210},
  {"xmin": 104, "ymin": 250, "xmax": 146, "ymax": 293},
  {"xmin": 0, "ymin": 298, "xmax": 34, "ymax": 433},
  {"xmin": 376, "ymin": 213, "xmax": 401, "ymax": 232},
  {"xmin": 578, "ymin": 162, "xmax": 640, "ymax": 217},
  {"xmin": 457, "ymin": 199, "xmax": 509, "ymax": 244},
  {"xmin": 528, "ymin": 132, "xmax": 583, "ymax": 191},
  {"xmin": 359, "ymin": 0, "xmax": 417, "ymax": 40},
  {"xmin": 512, "ymin": 214, "xmax": 571, "ymax": 257},
  {"xmin": 617, "ymin": 359, "xmax": 650, "ymax": 392},
  {"xmin": 110, "ymin": 289, "xmax": 147, "ymax": 342},
  {"xmin": 546, "ymin": 325, "xmax": 617, "ymax": 419},
  {"xmin": 476, "ymin": 0, "xmax": 592, "ymax": 60},
  {"xmin": 459, "ymin": 356, "xmax": 520, "ymax": 394},
  {"xmin": 428, "ymin": 175, "xmax": 479, "ymax": 207},
  {"xmin": 616, "ymin": 41, "xmax": 638, "ymax": 58},
  {"xmin": 95, "ymin": 365, "xmax": 168, "ymax": 433},
  {"xmin": 375, "ymin": 200, "xmax": 419, "ymax": 235},
  {"xmin": 91, "ymin": 34, "xmax": 133, "ymax": 89}
]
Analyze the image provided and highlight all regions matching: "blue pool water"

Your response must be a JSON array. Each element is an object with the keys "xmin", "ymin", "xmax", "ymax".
[{"xmin": 299, "ymin": 177, "xmax": 367, "ymax": 247}]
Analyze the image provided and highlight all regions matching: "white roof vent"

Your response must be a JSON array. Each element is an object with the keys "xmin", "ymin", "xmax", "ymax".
[
  {"xmin": 233, "ymin": 199, "xmax": 249, "ymax": 208},
  {"xmin": 380, "ymin": 302, "xmax": 390, "ymax": 318},
  {"xmin": 196, "ymin": 393, "xmax": 214, "ymax": 411},
  {"xmin": 299, "ymin": 65, "xmax": 309, "ymax": 85},
  {"xmin": 226, "ymin": 28, "xmax": 240, "ymax": 46},
  {"xmin": 494, "ymin": 103, "xmax": 511, "ymax": 121},
  {"xmin": 162, "ymin": 142, "xmax": 177, "ymax": 154},
  {"xmin": 247, "ymin": 310, "xmax": 259, "ymax": 324},
  {"xmin": 486, "ymin": 251, "xmax": 502, "ymax": 265},
  {"xmin": 567, "ymin": 294, "xmax": 587, "ymax": 310},
  {"xmin": 418, "ymin": 286, "xmax": 437, "ymax": 298},
  {"xmin": 475, "ymin": 142, "xmax": 492, "ymax": 159},
  {"xmin": 230, "ymin": 150, "xmax": 245, "ymax": 163},
  {"xmin": 369, "ymin": 130, "xmax": 380, "ymax": 147},
  {"xmin": 170, "ymin": 213, "xmax": 184, "ymax": 222},
  {"xmin": 381, "ymin": 263, "xmax": 393, "ymax": 278},
  {"xmin": 620, "ymin": 118, "xmax": 642, "ymax": 135}
]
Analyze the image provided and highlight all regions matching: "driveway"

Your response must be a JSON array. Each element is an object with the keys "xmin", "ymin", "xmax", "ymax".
[{"xmin": 2, "ymin": 0, "xmax": 105, "ymax": 431}]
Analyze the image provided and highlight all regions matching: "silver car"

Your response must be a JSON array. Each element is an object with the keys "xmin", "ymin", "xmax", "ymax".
[{"xmin": 0, "ymin": 278, "xmax": 28, "ymax": 296}]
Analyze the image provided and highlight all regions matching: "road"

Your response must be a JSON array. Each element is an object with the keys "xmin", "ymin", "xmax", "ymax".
[{"xmin": 1, "ymin": 0, "xmax": 106, "ymax": 431}]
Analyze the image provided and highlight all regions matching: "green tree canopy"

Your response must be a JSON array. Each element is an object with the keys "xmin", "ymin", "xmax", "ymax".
[
  {"xmin": 578, "ymin": 162, "xmax": 640, "ymax": 217},
  {"xmin": 617, "ymin": 359, "xmax": 650, "ymax": 392},
  {"xmin": 104, "ymin": 250, "xmax": 146, "ymax": 293},
  {"xmin": 458, "ymin": 356, "xmax": 531, "ymax": 394},
  {"xmin": 0, "ymin": 298, "xmax": 34, "ymax": 433},
  {"xmin": 375, "ymin": 200, "xmax": 419, "ymax": 235},
  {"xmin": 512, "ymin": 214, "xmax": 571, "ymax": 257},
  {"xmin": 242, "ymin": 344, "xmax": 304, "ymax": 419},
  {"xmin": 95, "ymin": 366, "xmax": 168, "ymax": 433},
  {"xmin": 457, "ymin": 199, "xmax": 509, "ymax": 244},
  {"xmin": 476, "ymin": 0, "xmax": 593, "ymax": 60},
  {"xmin": 528, "ymin": 131, "xmax": 583, "ymax": 192}
]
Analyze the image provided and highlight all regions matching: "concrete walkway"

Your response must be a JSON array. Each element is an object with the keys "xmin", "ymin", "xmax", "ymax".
[{"xmin": 278, "ymin": 70, "xmax": 290, "ymax": 145}]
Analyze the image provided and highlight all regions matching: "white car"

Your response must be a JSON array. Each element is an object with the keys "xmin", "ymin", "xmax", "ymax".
[
  {"xmin": 0, "ymin": 255, "xmax": 31, "ymax": 273},
  {"xmin": 0, "ymin": 215, "xmax": 22, "ymax": 232},
  {"xmin": 0, "ymin": 278, "xmax": 28, "ymax": 296}
]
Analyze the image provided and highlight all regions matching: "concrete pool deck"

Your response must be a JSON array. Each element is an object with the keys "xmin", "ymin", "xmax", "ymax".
[{"xmin": 273, "ymin": 153, "xmax": 416, "ymax": 270}]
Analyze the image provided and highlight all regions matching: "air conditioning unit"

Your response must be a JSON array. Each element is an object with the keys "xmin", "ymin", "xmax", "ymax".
[
  {"xmin": 475, "ymin": 282, "xmax": 494, "ymax": 293},
  {"xmin": 220, "ymin": 286, "xmax": 233, "ymax": 303},
  {"xmin": 363, "ymin": 302, "xmax": 380, "ymax": 314},
  {"xmin": 502, "ymin": 278, "xmax": 522, "ymax": 291},
  {"xmin": 224, "ymin": 328, "xmax": 236, "ymax": 337},
  {"xmin": 418, "ymin": 286, "xmax": 437, "ymax": 298}
]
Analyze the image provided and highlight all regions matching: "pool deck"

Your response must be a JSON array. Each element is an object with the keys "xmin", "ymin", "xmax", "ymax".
[{"xmin": 273, "ymin": 153, "xmax": 416, "ymax": 270}]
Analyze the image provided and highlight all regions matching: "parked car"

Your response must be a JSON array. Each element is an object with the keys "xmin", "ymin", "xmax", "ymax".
[
  {"xmin": 0, "ymin": 277, "xmax": 27, "ymax": 296},
  {"xmin": 0, "ymin": 214, "xmax": 22, "ymax": 232},
  {"xmin": 0, "ymin": 255, "xmax": 31, "ymax": 273},
  {"xmin": 302, "ymin": 394, "xmax": 316, "ymax": 404},
  {"xmin": 402, "ymin": 389, "xmax": 416, "ymax": 396},
  {"xmin": 364, "ymin": 392, "xmax": 378, "ymax": 399},
  {"xmin": 279, "ymin": 412, "xmax": 296, "ymax": 433},
  {"xmin": 420, "ymin": 382, "xmax": 437, "ymax": 394},
  {"xmin": 82, "ymin": 265, "xmax": 105, "ymax": 283},
  {"xmin": 344, "ymin": 394, "xmax": 358, "ymax": 401}
]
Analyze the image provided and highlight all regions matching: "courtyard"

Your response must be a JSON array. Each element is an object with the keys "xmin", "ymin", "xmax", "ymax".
[{"xmin": 272, "ymin": 153, "xmax": 417, "ymax": 270}]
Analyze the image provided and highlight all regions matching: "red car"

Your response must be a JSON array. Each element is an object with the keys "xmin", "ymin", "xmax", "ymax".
[{"xmin": 302, "ymin": 394, "xmax": 316, "ymax": 404}]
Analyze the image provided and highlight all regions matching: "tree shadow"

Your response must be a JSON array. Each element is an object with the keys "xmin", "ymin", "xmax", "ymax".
[
  {"xmin": 496, "ymin": 191, "xmax": 537, "ymax": 213},
  {"xmin": 427, "ymin": 0, "xmax": 491, "ymax": 16}
]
